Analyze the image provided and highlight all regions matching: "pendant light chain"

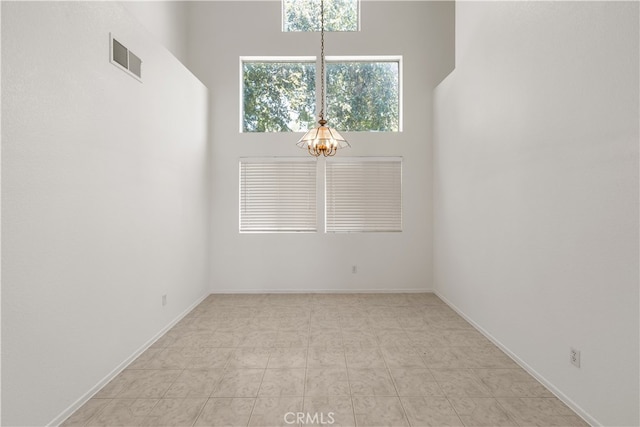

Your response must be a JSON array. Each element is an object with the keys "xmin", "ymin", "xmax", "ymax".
[
  {"xmin": 295, "ymin": 0, "xmax": 349, "ymax": 156},
  {"xmin": 319, "ymin": 0, "xmax": 325, "ymax": 122}
]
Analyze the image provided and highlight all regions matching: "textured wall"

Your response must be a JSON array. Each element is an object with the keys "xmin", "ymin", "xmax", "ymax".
[
  {"xmin": 122, "ymin": 1, "xmax": 189, "ymax": 65},
  {"xmin": 434, "ymin": 2, "xmax": 639, "ymax": 425},
  {"xmin": 2, "ymin": 2, "xmax": 210, "ymax": 425}
]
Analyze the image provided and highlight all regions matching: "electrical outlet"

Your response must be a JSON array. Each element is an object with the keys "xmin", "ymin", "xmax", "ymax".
[
  {"xmin": 352, "ymin": 265, "xmax": 357, "ymax": 274},
  {"xmin": 162, "ymin": 294, "xmax": 167, "ymax": 306},
  {"xmin": 570, "ymin": 347, "xmax": 580, "ymax": 367}
]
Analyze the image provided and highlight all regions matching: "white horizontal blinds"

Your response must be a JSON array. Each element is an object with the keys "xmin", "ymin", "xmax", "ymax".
[
  {"xmin": 240, "ymin": 159, "xmax": 317, "ymax": 232},
  {"xmin": 326, "ymin": 158, "xmax": 402, "ymax": 232}
]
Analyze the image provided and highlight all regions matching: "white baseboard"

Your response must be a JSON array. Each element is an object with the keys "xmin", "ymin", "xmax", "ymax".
[
  {"xmin": 209, "ymin": 289, "xmax": 435, "ymax": 294},
  {"xmin": 48, "ymin": 292, "xmax": 209, "ymax": 427},
  {"xmin": 434, "ymin": 291, "xmax": 599, "ymax": 427}
]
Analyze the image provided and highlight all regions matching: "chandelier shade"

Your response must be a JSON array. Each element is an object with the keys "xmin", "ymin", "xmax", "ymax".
[{"xmin": 296, "ymin": 119, "xmax": 350, "ymax": 157}]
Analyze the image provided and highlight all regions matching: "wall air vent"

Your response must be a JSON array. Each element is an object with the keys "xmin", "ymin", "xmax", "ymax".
[{"xmin": 110, "ymin": 33, "xmax": 142, "ymax": 81}]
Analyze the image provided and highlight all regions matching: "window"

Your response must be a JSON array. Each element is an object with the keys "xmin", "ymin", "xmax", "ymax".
[
  {"xmin": 325, "ymin": 158, "xmax": 402, "ymax": 232},
  {"xmin": 239, "ymin": 157, "xmax": 403, "ymax": 233},
  {"xmin": 283, "ymin": 0, "xmax": 359, "ymax": 32},
  {"xmin": 326, "ymin": 58, "xmax": 400, "ymax": 132},
  {"xmin": 242, "ymin": 59, "xmax": 316, "ymax": 132},
  {"xmin": 239, "ymin": 159, "xmax": 317, "ymax": 232},
  {"xmin": 242, "ymin": 57, "xmax": 401, "ymax": 133}
]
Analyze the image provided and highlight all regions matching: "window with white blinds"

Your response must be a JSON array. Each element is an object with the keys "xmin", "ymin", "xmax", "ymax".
[
  {"xmin": 240, "ymin": 159, "xmax": 317, "ymax": 232},
  {"xmin": 325, "ymin": 158, "xmax": 402, "ymax": 232}
]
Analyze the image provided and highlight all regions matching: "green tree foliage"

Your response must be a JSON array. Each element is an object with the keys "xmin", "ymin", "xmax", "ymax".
[
  {"xmin": 243, "ymin": 62, "xmax": 316, "ymax": 132},
  {"xmin": 283, "ymin": 0, "xmax": 358, "ymax": 32},
  {"xmin": 327, "ymin": 62, "xmax": 399, "ymax": 132},
  {"xmin": 243, "ymin": 61, "xmax": 400, "ymax": 133}
]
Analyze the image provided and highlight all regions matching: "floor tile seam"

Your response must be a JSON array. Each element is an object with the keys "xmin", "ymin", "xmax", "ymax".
[
  {"xmin": 428, "ymin": 367, "xmax": 499, "ymax": 400},
  {"xmin": 200, "ymin": 338, "xmax": 233, "ymax": 395},
  {"xmin": 75, "ymin": 397, "xmax": 114, "ymax": 427},
  {"xmin": 135, "ymin": 397, "xmax": 168, "ymax": 426},
  {"xmin": 108, "ymin": 368, "xmax": 165, "ymax": 400},
  {"xmin": 442, "ymin": 395, "xmax": 476, "ymax": 427},
  {"xmin": 82, "ymin": 397, "xmax": 154, "ymax": 427},
  {"xmin": 301, "ymin": 306, "xmax": 312, "ymax": 411},
  {"xmin": 342, "ymin": 341, "xmax": 359, "ymax": 427},
  {"xmin": 240, "ymin": 305, "xmax": 263, "ymax": 427},
  {"xmin": 185, "ymin": 397, "xmax": 210, "ymax": 427},
  {"xmin": 496, "ymin": 396, "xmax": 581, "ymax": 416},
  {"xmin": 249, "ymin": 310, "xmax": 296, "ymax": 425},
  {"xmin": 205, "ymin": 363, "xmax": 230, "ymax": 398},
  {"xmin": 493, "ymin": 396, "xmax": 525, "ymax": 426},
  {"xmin": 474, "ymin": 372, "xmax": 509, "ymax": 397},
  {"xmin": 447, "ymin": 395, "xmax": 542, "ymax": 427},
  {"xmin": 315, "ymin": 305, "xmax": 357, "ymax": 426},
  {"xmin": 430, "ymin": 367, "xmax": 548, "ymax": 399},
  {"xmin": 378, "ymin": 338, "xmax": 411, "ymax": 427}
]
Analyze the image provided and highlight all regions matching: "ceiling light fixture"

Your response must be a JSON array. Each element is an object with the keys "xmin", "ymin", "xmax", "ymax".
[{"xmin": 296, "ymin": 0, "xmax": 350, "ymax": 157}]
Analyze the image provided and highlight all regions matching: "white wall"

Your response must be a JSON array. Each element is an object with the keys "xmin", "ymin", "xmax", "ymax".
[
  {"xmin": 433, "ymin": 2, "xmax": 639, "ymax": 426},
  {"xmin": 1, "ymin": 2, "xmax": 210, "ymax": 426},
  {"xmin": 122, "ymin": 1, "xmax": 189, "ymax": 65},
  {"xmin": 187, "ymin": 1, "xmax": 454, "ymax": 293}
]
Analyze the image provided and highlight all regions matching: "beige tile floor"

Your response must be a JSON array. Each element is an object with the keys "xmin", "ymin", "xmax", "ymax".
[{"xmin": 62, "ymin": 293, "xmax": 589, "ymax": 427}]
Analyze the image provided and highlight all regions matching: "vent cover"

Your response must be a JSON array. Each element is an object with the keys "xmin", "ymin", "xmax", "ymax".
[
  {"xmin": 128, "ymin": 52, "xmax": 142, "ymax": 78},
  {"xmin": 110, "ymin": 34, "xmax": 142, "ymax": 81}
]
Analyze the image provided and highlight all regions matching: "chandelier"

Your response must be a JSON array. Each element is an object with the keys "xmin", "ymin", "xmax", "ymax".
[{"xmin": 296, "ymin": 0, "xmax": 350, "ymax": 157}]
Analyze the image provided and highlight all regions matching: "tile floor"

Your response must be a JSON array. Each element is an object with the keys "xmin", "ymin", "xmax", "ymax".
[{"xmin": 62, "ymin": 293, "xmax": 589, "ymax": 427}]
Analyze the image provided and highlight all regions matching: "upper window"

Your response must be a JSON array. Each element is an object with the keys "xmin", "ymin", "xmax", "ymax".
[
  {"xmin": 326, "ymin": 58, "xmax": 400, "ymax": 132},
  {"xmin": 242, "ymin": 59, "xmax": 316, "ymax": 132},
  {"xmin": 283, "ymin": 0, "xmax": 359, "ymax": 32},
  {"xmin": 242, "ymin": 57, "xmax": 401, "ymax": 133}
]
